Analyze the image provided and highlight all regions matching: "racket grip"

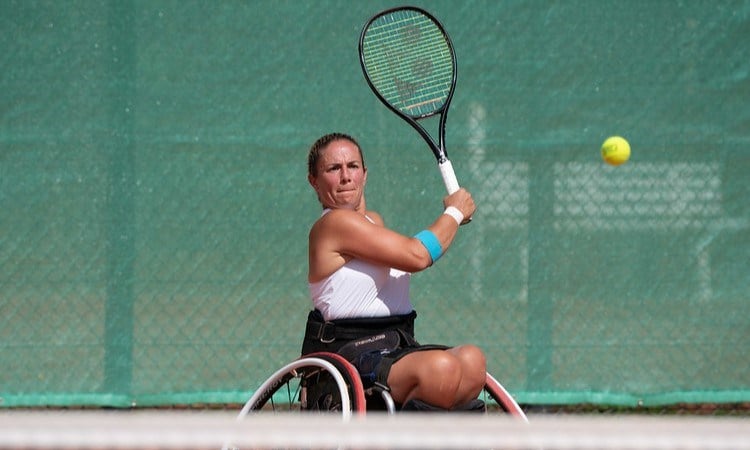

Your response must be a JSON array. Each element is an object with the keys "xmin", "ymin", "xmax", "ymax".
[
  {"xmin": 439, "ymin": 160, "xmax": 460, "ymax": 194},
  {"xmin": 439, "ymin": 159, "xmax": 472, "ymax": 224}
]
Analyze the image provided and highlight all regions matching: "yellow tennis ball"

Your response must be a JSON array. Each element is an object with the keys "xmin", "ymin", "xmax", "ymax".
[{"xmin": 601, "ymin": 136, "xmax": 631, "ymax": 166}]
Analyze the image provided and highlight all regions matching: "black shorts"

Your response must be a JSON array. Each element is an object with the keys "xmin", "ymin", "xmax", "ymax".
[{"xmin": 301, "ymin": 309, "xmax": 448, "ymax": 388}]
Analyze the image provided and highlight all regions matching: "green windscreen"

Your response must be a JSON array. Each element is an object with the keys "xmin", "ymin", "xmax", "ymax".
[{"xmin": 1, "ymin": 0, "xmax": 748, "ymax": 408}]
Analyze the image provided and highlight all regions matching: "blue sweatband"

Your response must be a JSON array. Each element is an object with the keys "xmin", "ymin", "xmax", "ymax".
[{"xmin": 414, "ymin": 230, "xmax": 443, "ymax": 263}]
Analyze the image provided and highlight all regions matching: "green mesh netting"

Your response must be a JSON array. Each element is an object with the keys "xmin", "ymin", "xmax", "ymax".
[{"xmin": 1, "ymin": 0, "xmax": 748, "ymax": 407}]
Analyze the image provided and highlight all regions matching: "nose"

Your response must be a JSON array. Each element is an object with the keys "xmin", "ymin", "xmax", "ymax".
[{"xmin": 340, "ymin": 166, "xmax": 352, "ymax": 183}]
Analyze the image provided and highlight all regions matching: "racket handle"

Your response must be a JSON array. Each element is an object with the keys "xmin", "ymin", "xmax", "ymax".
[
  {"xmin": 439, "ymin": 159, "xmax": 472, "ymax": 224},
  {"xmin": 439, "ymin": 160, "xmax": 460, "ymax": 194}
]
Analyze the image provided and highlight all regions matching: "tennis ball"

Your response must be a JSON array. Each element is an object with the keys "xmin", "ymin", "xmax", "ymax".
[{"xmin": 601, "ymin": 136, "xmax": 631, "ymax": 166}]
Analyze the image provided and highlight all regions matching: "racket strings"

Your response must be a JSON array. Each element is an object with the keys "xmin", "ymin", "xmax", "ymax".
[{"xmin": 362, "ymin": 11, "xmax": 454, "ymax": 117}]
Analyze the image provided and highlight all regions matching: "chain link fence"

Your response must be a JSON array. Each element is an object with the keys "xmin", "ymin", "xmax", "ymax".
[{"xmin": 1, "ymin": 0, "xmax": 748, "ymax": 409}]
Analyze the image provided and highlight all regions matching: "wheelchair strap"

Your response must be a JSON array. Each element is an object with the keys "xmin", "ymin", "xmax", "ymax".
[{"xmin": 305, "ymin": 309, "xmax": 416, "ymax": 342}]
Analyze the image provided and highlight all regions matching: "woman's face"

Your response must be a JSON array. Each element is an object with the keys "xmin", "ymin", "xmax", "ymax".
[{"xmin": 308, "ymin": 139, "xmax": 367, "ymax": 211}]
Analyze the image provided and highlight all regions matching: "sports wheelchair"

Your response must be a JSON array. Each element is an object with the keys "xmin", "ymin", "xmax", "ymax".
[{"xmin": 234, "ymin": 351, "xmax": 528, "ymax": 420}]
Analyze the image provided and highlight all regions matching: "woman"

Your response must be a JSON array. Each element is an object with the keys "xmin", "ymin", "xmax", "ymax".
[{"xmin": 301, "ymin": 132, "xmax": 486, "ymax": 411}]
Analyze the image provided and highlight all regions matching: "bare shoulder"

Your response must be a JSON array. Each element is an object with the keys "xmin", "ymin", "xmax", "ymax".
[{"xmin": 310, "ymin": 209, "xmax": 370, "ymax": 235}]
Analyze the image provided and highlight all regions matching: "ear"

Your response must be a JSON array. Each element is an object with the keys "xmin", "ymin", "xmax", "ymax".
[{"xmin": 307, "ymin": 173, "xmax": 317, "ymax": 189}]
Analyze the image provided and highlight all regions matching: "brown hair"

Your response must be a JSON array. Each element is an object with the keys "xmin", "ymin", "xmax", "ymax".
[{"xmin": 307, "ymin": 132, "xmax": 364, "ymax": 177}]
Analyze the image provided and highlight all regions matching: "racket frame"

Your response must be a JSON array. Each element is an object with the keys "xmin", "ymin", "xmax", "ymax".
[{"xmin": 358, "ymin": 6, "xmax": 460, "ymax": 194}]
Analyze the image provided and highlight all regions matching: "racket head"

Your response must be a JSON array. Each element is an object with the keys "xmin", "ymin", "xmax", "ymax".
[{"xmin": 359, "ymin": 6, "xmax": 457, "ymax": 121}]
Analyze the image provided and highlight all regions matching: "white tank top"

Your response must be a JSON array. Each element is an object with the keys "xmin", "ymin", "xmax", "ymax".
[{"xmin": 308, "ymin": 211, "xmax": 413, "ymax": 320}]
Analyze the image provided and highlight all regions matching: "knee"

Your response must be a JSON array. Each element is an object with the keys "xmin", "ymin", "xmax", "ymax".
[
  {"xmin": 455, "ymin": 345, "xmax": 487, "ymax": 388},
  {"xmin": 423, "ymin": 352, "xmax": 463, "ymax": 392},
  {"xmin": 455, "ymin": 345, "xmax": 486, "ymax": 372},
  {"xmin": 421, "ymin": 350, "xmax": 484, "ymax": 408},
  {"xmin": 459, "ymin": 345, "xmax": 487, "ymax": 375},
  {"xmin": 428, "ymin": 351, "xmax": 464, "ymax": 380}
]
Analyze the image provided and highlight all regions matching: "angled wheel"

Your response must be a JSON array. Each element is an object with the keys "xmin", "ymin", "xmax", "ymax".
[
  {"xmin": 482, "ymin": 372, "xmax": 529, "ymax": 421},
  {"xmin": 236, "ymin": 352, "xmax": 366, "ymax": 419}
]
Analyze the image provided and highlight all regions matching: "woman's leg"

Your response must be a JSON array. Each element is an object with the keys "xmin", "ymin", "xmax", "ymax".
[
  {"xmin": 386, "ymin": 345, "xmax": 486, "ymax": 409},
  {"xmin": 447, "ymin": 344, "xmax": 487, "ymax": 404}
]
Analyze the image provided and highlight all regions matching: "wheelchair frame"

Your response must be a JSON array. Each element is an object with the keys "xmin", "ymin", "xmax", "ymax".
[{"xmin": 235, "ymin": 351, "xmax": 527, "ymax": 421}]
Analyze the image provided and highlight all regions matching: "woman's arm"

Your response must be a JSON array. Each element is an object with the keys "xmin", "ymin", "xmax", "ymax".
[{"xmin": 308, "ymin": 189, "xmax": 474, "ymax": 280}]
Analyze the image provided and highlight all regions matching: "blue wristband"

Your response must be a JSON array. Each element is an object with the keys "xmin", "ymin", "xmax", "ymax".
[{"xmin": 414, "ymin": 230, "xmax": 443, "ymax": 263}]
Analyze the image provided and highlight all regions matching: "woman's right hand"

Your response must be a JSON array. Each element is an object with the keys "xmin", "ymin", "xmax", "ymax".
[{"xmin": 443, "ymin": 188, "xmax": 476, "ymax": 222}]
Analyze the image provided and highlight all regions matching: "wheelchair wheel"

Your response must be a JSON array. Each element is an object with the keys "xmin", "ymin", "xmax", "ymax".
[
  {"xmin": 236, "ymin": 352, "xmax": 366, "ymax": 419},
  {"xmin": 482, "ymin": 372, "xmax": 529, "ymax": 421}
]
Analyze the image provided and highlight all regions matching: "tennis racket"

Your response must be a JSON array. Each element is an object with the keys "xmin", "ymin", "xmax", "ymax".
[{"xmin": 359, "ymin": 6, "xmax": 461, "ymax": 195}]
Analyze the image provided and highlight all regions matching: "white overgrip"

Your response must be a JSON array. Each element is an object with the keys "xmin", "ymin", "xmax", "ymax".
[
  {"xmin": 438, "ymin": 159, "xmax": 460, "ymax": 194},
  {"xmin": 439, "ymin": 159, "xmax": 472, "ymax": 224}
]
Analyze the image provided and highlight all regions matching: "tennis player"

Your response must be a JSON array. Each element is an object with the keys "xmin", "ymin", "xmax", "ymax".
[{"xmin": 301, "ymin": 132, "xmax": 486, "ymax": 411}]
